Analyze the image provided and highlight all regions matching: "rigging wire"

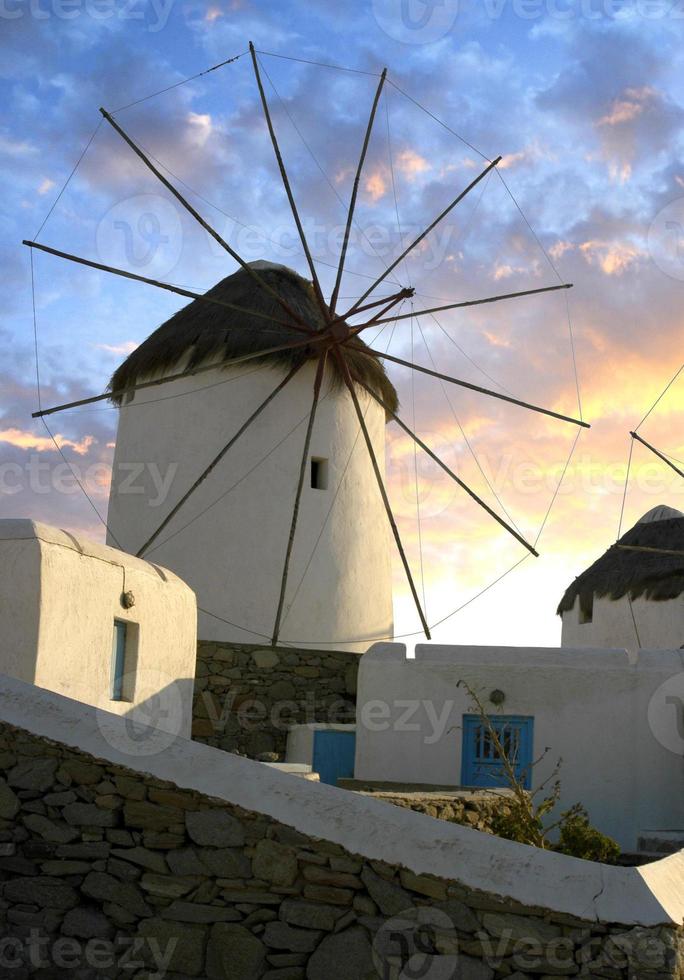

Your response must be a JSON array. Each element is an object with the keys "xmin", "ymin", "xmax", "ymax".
[
  {"xmin": 495, "ymin": 169, "xmax": 563, "ymax": 284},
  {"xmin": 111, "ymin": 51, "xmax": 248, "ymax": 114},
  {"xmin": 256, "ymin": 49, "xmax": 382, "ymax": 77},
  {"xmin": 634, "ymin": 361, "xmax": 684, "ymax": 433},
  {"xmin": 533, "ymin": 429, "xmax": 582, "ymax": 549},
  {"xmin": 564, "ymin": 287, "xmax": 583, "ymax": 421},
  {"xmin": 410, "ymin": 312, "xmax": 428, "ymax": 614},
  {"xmin": 257, "ymin": 56, "xmax": 403, "ymax": 289},
  {"xmin": 384, "ymin": 90, "xmax": 427, "ymax": 614},
  {"xmin": 413, "ymin": 315, "xmax": 524, "ymax": 535},
  {"xmin": 53, "ymin": 363, "xmax": 274, "ymax": 416},
  {"xmin": 386, "ymin": 79, "xmax": 491, "ymax": 163},
  {"xmin": 30, "ymin": 259, "xmax": 122, "ymax": 547},
  {"xmin": 614, "ymin": 361, "xmax": 684, "ymax": 537},
  {"xmin": 494, "ymin": 168, "xmax": 584, "ymax": 422},
  {"xmin": 617, "ymin": 437, "xmax": 635, "ymax": 540},
  {"xmin": 34, "ymin": 119, "xmax": 103, "ymax": 240}
]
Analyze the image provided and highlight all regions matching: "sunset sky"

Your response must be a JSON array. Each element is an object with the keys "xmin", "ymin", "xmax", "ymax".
[{"xmin": 2, "ymin": 0, "xmax": 683, "ymax": 649}]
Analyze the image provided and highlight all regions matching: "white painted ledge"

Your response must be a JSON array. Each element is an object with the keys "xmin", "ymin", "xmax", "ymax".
[{"xmin": 0, "ymin": 674, "xmax": 682, "ymax": 928}]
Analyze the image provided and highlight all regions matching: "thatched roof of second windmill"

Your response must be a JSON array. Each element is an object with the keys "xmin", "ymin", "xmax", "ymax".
[
  {"xmin": 108, "ymin": 261, "xmax": 398, "ymax": 411},
  {"xmin": 557, "ymin": 505, "xmax": 684, "ymax": 618}
]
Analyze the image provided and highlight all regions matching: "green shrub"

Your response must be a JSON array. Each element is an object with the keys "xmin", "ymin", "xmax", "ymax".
[{"xmin": 556, "ymin": 808, "xmax": 621, "ymax": 863}]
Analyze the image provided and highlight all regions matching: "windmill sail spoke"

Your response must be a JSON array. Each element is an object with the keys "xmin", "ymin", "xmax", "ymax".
[
  {"xmin": 330, "ymin": 286, "xmax": 413, "ymax": 324},
  {"xmin": 360, "ymin": 346, "xmax": 590, "ymax": 429},
  {"xmin": 358, "ymin": 379, "xmax": 539, "ymax": 557},
  {"xmin": 249, "ymin": 43, "xmax": 328, "ymax": 318},
  {"xmin": 355, "ymin": 282, "xmax": 574, "ymax": 327},
  {"xmin": 630, "ymin": 432, "xmax": 684, "ymax": 481},
  {"xmin": 328, "ymin": 68, "xmax": 388, "ymax": 317},
  {"xmin": 99, "ymin": 107, "xmax": 315, "ymax": 334},
  {"xmin": 341, "ymin": 155, "xmax": 502, "ymax": 319},
  {"xmin": 30, "ymin": 336, "xmax": 318, "ymax": 419},
  {"xmin": 23, "ymin": 240, "xmax": 314, "ymax": 337},
  {"xmin": 136, "ymin": 362, "xmax": 305, "ymax": 559},
  {"xmin": 271, "ymin": 352, "xmax": 328, "ymax": 646},
  {"xmin": 332, "ymin": 348, "xmax": 432, "ymax": 639},
  {"xmin": 346, "ymin": 292, "xmax": 412, "ymax": 338}
]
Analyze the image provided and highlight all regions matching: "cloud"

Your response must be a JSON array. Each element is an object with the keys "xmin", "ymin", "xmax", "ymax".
[
  {"xmin": 364, "ymin": 169, "xmax": 388, "ymax": 201},
  {"xmin": 93, "ymin": 341, "xmax": 139, "ymax": 356},
  {"xmin": 0, "ymin": 428, "xmax": 96, "ymax": 456}
]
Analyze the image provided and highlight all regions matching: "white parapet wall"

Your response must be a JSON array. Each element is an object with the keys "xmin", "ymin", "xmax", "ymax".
[
  {"xmin": 1, "ymin": 672, "xmax": 684, "ymax": 929},
  {"xmin": 354, "ymin": 643, "xmax": 684, "ymax": 853},
  {"xmin": 0, "ymin": 520, "xmax": 197, "ymax": 737}
]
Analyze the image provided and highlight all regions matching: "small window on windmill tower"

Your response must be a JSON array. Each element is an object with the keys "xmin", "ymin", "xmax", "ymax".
[
  {"xmin": 310, "ymin": 457, "xmax": 329, "ymax": 491},
  {"xmin": 579, "ymin": 593, "xmax": 594, "ymax": 625}
]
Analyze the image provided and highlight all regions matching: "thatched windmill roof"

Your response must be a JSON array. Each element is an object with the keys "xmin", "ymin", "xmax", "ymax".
[
  {"xmin": 557, "ymin": 505, "xmax": 684, "ymax": 618},
  {"xmin": 108, "ymin": 261, "xmax": 398, "ymax": 411}
]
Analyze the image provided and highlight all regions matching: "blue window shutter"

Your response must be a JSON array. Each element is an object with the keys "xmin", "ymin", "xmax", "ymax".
[{"xmin": 461, "ymin": 715, "xmax": 534, "ymax": 790}]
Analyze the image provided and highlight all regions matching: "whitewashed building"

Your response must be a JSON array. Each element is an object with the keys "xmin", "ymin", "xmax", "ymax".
[
  {"xmin": 106, "ymin": 262, "xmax": 395, "ymax": 653},
  {"xmin": 354, "ymin": 642, "xmax": 684, "ymax": 852},
  {"xmin": 0, "ymin": 519, "xmax": 197, "ymax": 735},
  {"xmin": 558, "ymin": 504, "xmax": 684, "ymax": 649}
]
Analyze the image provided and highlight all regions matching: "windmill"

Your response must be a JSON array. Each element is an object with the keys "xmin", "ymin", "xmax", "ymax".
[{"xmin": 24, "ymin": 43, "xmax": 589, "ymax": 649}]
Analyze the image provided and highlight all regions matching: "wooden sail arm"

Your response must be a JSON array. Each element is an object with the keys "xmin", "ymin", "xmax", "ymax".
[
  {"xmin": 249, "ymin": 42, "xmax": 328, "ymax": 320},
  {"xmin": 99, "ymin": 107, "xmax": 315, "ymax": 335},
  {"xmin": 271, "ymin": 351, "xmax": 328, "ymax": 645},
  {"xmin": 350, "ymin": 282, "xmax": 573, "ymax": 330},
  {"xmin": 341, "ymin": 155, "xmax": 502, "ymax": 320},
  {"xmin": 357, "ymin": 345, "xmax": 590, "ymax": 429},
  {"xmin": 331, "ymin": 346, "xmax": 432, "ymax": 638},
  {"xmin": 356, "ymin": 378, "xmax": 539, "ymax": 557},
  {"xmin": 328, "ymin": 67, "xmax": 388, "ymax": 317},
  {"xmin": 630, "ymin": 431, "xmax": 684, "ymax": 481}
]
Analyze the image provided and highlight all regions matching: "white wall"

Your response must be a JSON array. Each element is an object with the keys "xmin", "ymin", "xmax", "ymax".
[
  {"xmin": 286, "ymin": 723, "xmax": 356, "ymax": 766},
  {"xmin": 2, "ymin": 672, "xmax": 684, "ymax": 927},
  {"xmin": 355, "ymin": 642, "xmax": 684, "ymax": 852},
  {"xmin": 107, "ymin": 360, "xmax": 393, "ymax": 653},
  {"xmin": 562, "ymin": 592, "xmax": 684, "ymax": 650},
  {"xmin": 0, "ymin": 520, "xmax": 197, "ymax": 736}
]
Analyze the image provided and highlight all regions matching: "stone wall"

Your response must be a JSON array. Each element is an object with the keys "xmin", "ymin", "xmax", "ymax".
[
  {"xmin": 348, "ymin": 788, "xmax": 513, "ymax": 835},
  {"xmin": 1, "ymin": 720, "xmax": 683, "ymax": 979},
  {"xmin": 192, "ymin": 642, "xmax": 358, "ymax": 758}
]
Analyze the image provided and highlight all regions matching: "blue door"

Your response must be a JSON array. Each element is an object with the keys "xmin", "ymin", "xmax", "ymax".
[
  {"xmin": 312, "ymin": 730, "xmax": 356, "ymax": 786},
  {"xmin": 461, "ymin": 715, "xmax": 534, "ymax": 790}
]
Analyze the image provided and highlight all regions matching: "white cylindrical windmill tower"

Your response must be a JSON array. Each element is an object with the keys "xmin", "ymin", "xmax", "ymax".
[{"xmin": 106, "ymin": 261, "xmax": 396, "ymax": 653}]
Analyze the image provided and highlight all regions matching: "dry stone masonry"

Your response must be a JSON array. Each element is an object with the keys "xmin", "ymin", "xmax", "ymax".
[
  {"xmin": 192, "ymin": 642, "xmax": 358, "ymax": 758},
  {"xmin": 1, "ymin": 720, "xmax": 683, "ymax": 979}
]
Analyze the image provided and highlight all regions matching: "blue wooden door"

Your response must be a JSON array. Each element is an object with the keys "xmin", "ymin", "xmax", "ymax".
[
  {"xmin": 312, "ymin": 730, "xmax": 356, "ymax": 786},
  {"xmin": 461, "ymin": 715, "xmax": 534, "ymax": 790}
]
